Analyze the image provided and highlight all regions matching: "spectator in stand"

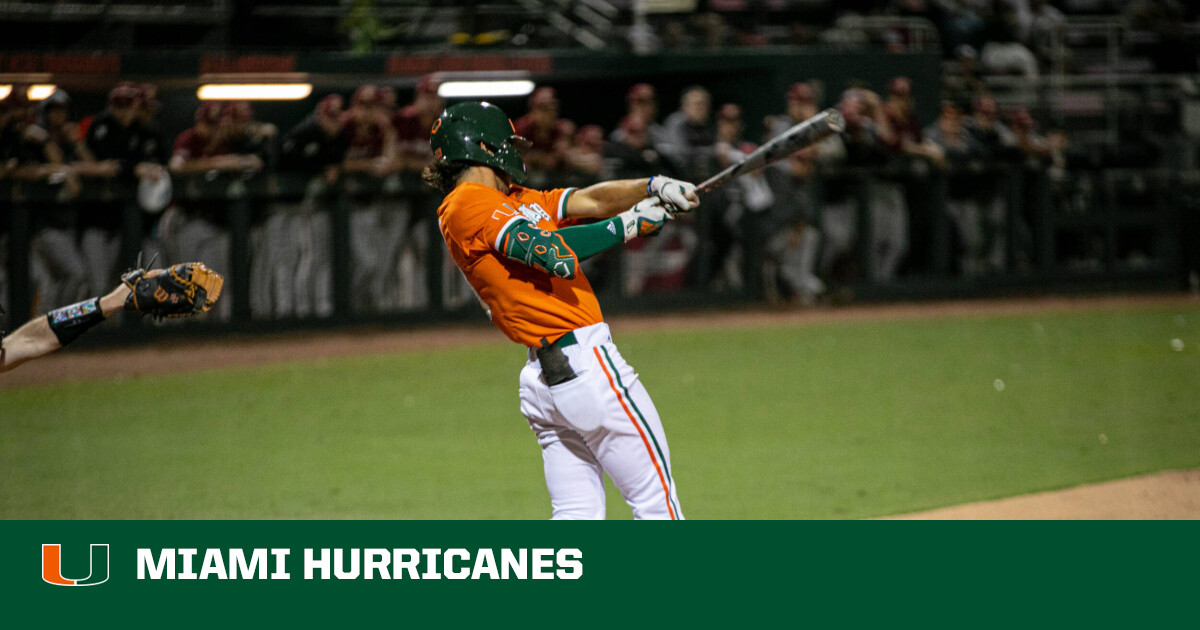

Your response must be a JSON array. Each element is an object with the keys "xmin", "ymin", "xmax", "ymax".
[
  {"xmin": 964, "ymin": 94, "xmax": 1019, "ymax": 272},
  {"xmin": 925, "ymin": 101, "xmax": 990, "ymax": 274},
  {"xmin": 603, "ymin": 112, "xmax": 678, "ymax": 181},
  {"xmin": 709, "ymin": 103, "xmax": 775, "ymax": 295},
  {"xmin": 130, "ymin": 83, "xmax": 173, "ymax": 261},
  {"xmin": 565, "ymin": 124, "xmax": 605, "ymax": 181},
  {"xmin": 82, "ymin": 83, "xmax": 173, "ymax": 297},
  {"xmin": 1018, "ymin": 0, "xmax": 1065, "ymax": 65},
  {"xmin": 764, "ymin": 82, "xmax": 827, "ymax": 304},
  {"xmin": 820, "ymin": 89, "xmax": 895, "ymax": 280},
  {"xmin": 394, "ymin": 75, "xmax": 444, "ymax": 173},
  {"xmin": 167, "ymin": 102, "xmax": 253, "ymax": 319},
  {"xmin": 662, "ymin": 85, "xmax": 717, "ymax": 182},
  {"xmin": 388, "ymin": 76, "xmax": 445, "ymax": 311},
  {"xmin": 221, "ymin": 100, "xmax": 283, "ymax": 317},
  {"xmin": 0, "ymin": 94, "xmax": 14, "ymax": 313},
  {"xmin": 15, "ymin": 90, "xmax": 87, "ymax": 310},
  {"xmin": 341, "ymin": 85, "xmax": 401, "ymax": 312},
  {"xmin": 38, "ymin": 92, "xmax": 94, "ymax": 169},
  {"xmin": 966, "ymin": 94, "xmax": 1019, "ymax": 161},
  {"xmin": 883, "ymin": 77, "xmax": 945, "ymax": 274},
  {"xmin": 944, "ymin": 44, "xmax": 987, "ymax": 107},
  {"xmin": 849, "ymin": 85, "xmax": 910, "ymax": 283},
  {"xmin": 942, "ymin": 0, "xmax": 987, "ymax": 53},
  {"xmin": 223, "ymin": 101, "xmax": 277, "ymax": 170},
  {"xmin": 342, "ymin": 85, "xmax": 397, "ymax": 176},
  {"xmin": 134, "ymin": 83, "xmax": 170, "ymax": 167},
  {"xmin": 276, "ymin": 94, "xmax": 348, "ymax": 319},
  {"xmin": 609, "ymin": 83, "xmax": 668, "ymax": 148},
  {"xmin": 513, "ymin": 87, "xmax": 572, "ymax": 181},
  {"xmin": 282, "ymin": 94, "xmax": 348, "ymax": 178},
  {"xmin": 883, "ymin": 77, "xmax": 943, "ymax": 164},
  {"xmin": 980, "ymin": 0, "xmax": 1040, "ymax": 76},
  {"xmin": 609, "ymin": 109, "xmax": 698, "ymax": 296},
  {"xmin": 1008, "ymin": 106, "xmax": 1053, "ymax": 268}
]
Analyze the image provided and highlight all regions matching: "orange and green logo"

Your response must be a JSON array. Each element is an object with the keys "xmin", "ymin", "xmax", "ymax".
[{"xmin": 42, "ymin": 544, "xmax": 110, "ymax": 586}]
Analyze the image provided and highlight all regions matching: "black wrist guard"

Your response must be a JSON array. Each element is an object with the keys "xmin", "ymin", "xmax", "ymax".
[{"xmin": 47, "ymin": 298, "xmax": 106, "ymax": 346}]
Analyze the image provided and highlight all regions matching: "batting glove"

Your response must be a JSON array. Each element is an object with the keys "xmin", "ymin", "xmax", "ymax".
[
  {"xmin": 617, "ymin": 197, "xmax": 676, "ymax": 241},
  {"xmin": 648, "ymin": 175, "xmax": 700, "ymax": 212}
]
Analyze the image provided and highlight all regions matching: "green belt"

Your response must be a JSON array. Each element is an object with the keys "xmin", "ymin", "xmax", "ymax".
[{"xmin": 551, "ymin": 331, "xmax": 578, "ymax": 348}]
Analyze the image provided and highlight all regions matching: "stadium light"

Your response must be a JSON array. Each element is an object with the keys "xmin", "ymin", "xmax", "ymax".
[
  {"xmin": 438, "ymin": 80, "xmax": 536, "ymax": 99},
  {"xmin": 196, "ymin": 84, "xmax": 313, "ymax": 101},
  {"xmin": 27, "ymin": 84, "xmax": 56, "ymax": 100},
  {"xmin": 0, "ymin": 85, "xmax": 10, "ymax": 100}
]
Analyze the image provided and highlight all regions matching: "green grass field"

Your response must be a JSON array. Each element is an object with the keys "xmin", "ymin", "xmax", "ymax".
[{"xmin": 3, "ymin": 303, "xmax": 1198, "ymax": 519}]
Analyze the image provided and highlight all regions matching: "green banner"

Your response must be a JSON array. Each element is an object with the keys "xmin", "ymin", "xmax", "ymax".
[{"xmin": 0, "ymin": 521, "xmax": 1193, "ymax": 626}]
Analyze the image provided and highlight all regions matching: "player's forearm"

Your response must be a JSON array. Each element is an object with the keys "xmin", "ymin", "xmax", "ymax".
[
  {"xmin": 0, "ymin": 317, "xmax": 60, "ymax": 373},
  {"xmin": 557, "ymin": 218, "xmax": 624, "ymax": 261},
  {"xmin": 565, "ymin": 178, "xmax": 650, "ymax": 219}
]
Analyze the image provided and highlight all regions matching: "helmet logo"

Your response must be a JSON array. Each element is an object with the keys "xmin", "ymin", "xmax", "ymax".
[
  {"xmin": 433, "ymin": 147, "xmax": 442, "ymax": 159},
  {"xmin": 431, "ymin": 118, "xmax": 442, "ymax": 135}
]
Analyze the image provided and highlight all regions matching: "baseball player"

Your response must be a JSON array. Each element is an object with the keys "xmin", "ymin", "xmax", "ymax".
[
  {"xmin": 0, "ymin": 261, "xmax": 223, "ymax": 373},
  {"xmin": 425, "ymin": 101, "xmax": 698, "ymax": 520}
]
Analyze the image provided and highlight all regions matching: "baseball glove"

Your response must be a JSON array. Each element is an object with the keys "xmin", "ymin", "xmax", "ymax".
[{"xmin": 122, "ymin": 262, "xmax": 224, "ymax": 318}]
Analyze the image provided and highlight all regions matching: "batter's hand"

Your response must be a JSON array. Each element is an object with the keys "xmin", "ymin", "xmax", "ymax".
[
  {"xmin": 648, "ymin": 175, "xmax": 700, "ymax": 212},
  {"xmin": 617, "ymin": 197, "xmax": 676, "ymax": 242}
]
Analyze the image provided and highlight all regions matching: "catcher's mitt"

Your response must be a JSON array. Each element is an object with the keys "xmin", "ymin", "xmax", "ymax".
[{"xmin": 122, "ymin": 262, "xmax": 224, "ymax": 318}]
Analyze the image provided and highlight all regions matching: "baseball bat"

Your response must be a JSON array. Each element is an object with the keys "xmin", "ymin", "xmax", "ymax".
[{"xmin": 697, "ymin": 108, "xmax": 845, "ymax": 193}]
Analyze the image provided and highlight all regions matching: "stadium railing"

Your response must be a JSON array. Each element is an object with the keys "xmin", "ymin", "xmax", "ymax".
[{"xmin": 1, "ymin": 164, "xmax": 1191, "ymax": 337}]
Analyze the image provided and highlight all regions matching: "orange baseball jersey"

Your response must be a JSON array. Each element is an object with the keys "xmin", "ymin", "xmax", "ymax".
[{"xmin": 438, "ymin": 182, "xmax": 604, "ymax": 347}]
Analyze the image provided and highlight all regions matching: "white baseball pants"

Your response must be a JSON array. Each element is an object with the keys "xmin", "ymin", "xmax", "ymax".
[{"xmin": 518, "ymin": 323, "xmax": 683, "ymax": 520}]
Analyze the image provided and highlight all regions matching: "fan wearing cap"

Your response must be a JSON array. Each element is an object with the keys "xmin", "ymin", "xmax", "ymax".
[
  {"xmin": 281, "ymin": 94, "xmax": 348, "ymax": 179},
  {"xmin": 341, "ymin": 84, "xmax": 398, "ymax": 176},
  {"xmin": 603, "ymin": 112, "xmax": 679, "ymax": 182},
  {"xmin": 165, "ymin": 102, "xmax": 250, "ymax": 320},
  {"xmin": 224, "ymin": 101, "xmax": 277, "ymax": 170},
  {"xmin": 274, "ymin": 94, "xmax": 349, "ymax": 317},
  {"xmin": 338, "ymin": 85, "xmax": 404, "ymax": 312},
  {"xmin": 171, "ymin": 103, "xmax": 233, "ymax": 173},
  {"xmin": 6, "ymin": 89, "xmax": 89, "ymax": 310},
  {"xmin": 393, "ymin": 75, "xmax": 444, "ymax": 172},
  {"xmin": 423, "ymin": 101, "xmax": 699, "ymax": 519},
  {"xmin": 711, "ymin": 104, "xmax": 781, "ymax": 294},
  {"xmin": 563, "ymin": 124, "xmax": 605, "ymax": 178},
  {"xmin": 75, "ymin": 84, "xmax": 167, "ymax": 297},
  {"xmin": 512, "ymin": 87, "xmax": 572, "ymax": 177},
  {"xmin": 882, "ymin": 77, "xmax": 941, "ymax": 163},
  {"xmin": 608, "ymin": 83, "xmax": 669, "ymax": 149},
  {"xmin": 760, "ymin": 82, "xmax": 834, "ymax": 303}
]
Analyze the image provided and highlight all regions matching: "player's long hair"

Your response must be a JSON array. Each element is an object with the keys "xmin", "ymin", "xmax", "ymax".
[{"xmin": 421, "ymin": 160, "xmax": 472, "ymax": 193}]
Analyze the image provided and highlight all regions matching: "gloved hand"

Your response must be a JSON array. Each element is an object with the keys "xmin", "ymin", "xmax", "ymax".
[
  {"xmin": 122, "ymin": 262, "xmax": 224, "ymax": 319},
  {"xmin": 617, "ymin": 197, "xmax": 676, "ymax": 242},
  {"xmin": 648, "ymin": 175, "xmax": 700, "ymax": 212}
]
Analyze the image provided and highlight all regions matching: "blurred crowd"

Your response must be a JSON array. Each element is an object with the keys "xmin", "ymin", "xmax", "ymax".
[
  {"xmin": 1, "ymin": 72, "xmax": 1075, "ymax": 317},
  {"xmin": 645, "ymin": 0, "xmax": 1198, "ymax": 75},
  {"xmin": 514, "ymin": 78, "xmax": 1070, "ymax": 302}
]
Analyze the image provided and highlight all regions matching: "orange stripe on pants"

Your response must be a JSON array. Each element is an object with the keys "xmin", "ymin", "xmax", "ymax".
[{"xmin": 594, "ymin": 347, "xmax": 676, "ymax": 520}]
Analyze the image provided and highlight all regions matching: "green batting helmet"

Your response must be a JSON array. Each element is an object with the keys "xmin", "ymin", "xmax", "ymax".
[{"xmin": 430, "ymin": 101, "xmax": 531, "ymax": 184}]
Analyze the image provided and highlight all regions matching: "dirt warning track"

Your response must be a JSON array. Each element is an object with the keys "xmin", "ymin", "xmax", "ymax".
[{"xmin": 2, "ymin": 293, "xmax": 1195, "ymax": 390}]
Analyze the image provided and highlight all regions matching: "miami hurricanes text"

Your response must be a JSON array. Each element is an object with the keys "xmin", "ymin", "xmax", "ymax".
[{"xmin": 136, "ymin": 548, "xmax": 583, "ymax": 580}]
